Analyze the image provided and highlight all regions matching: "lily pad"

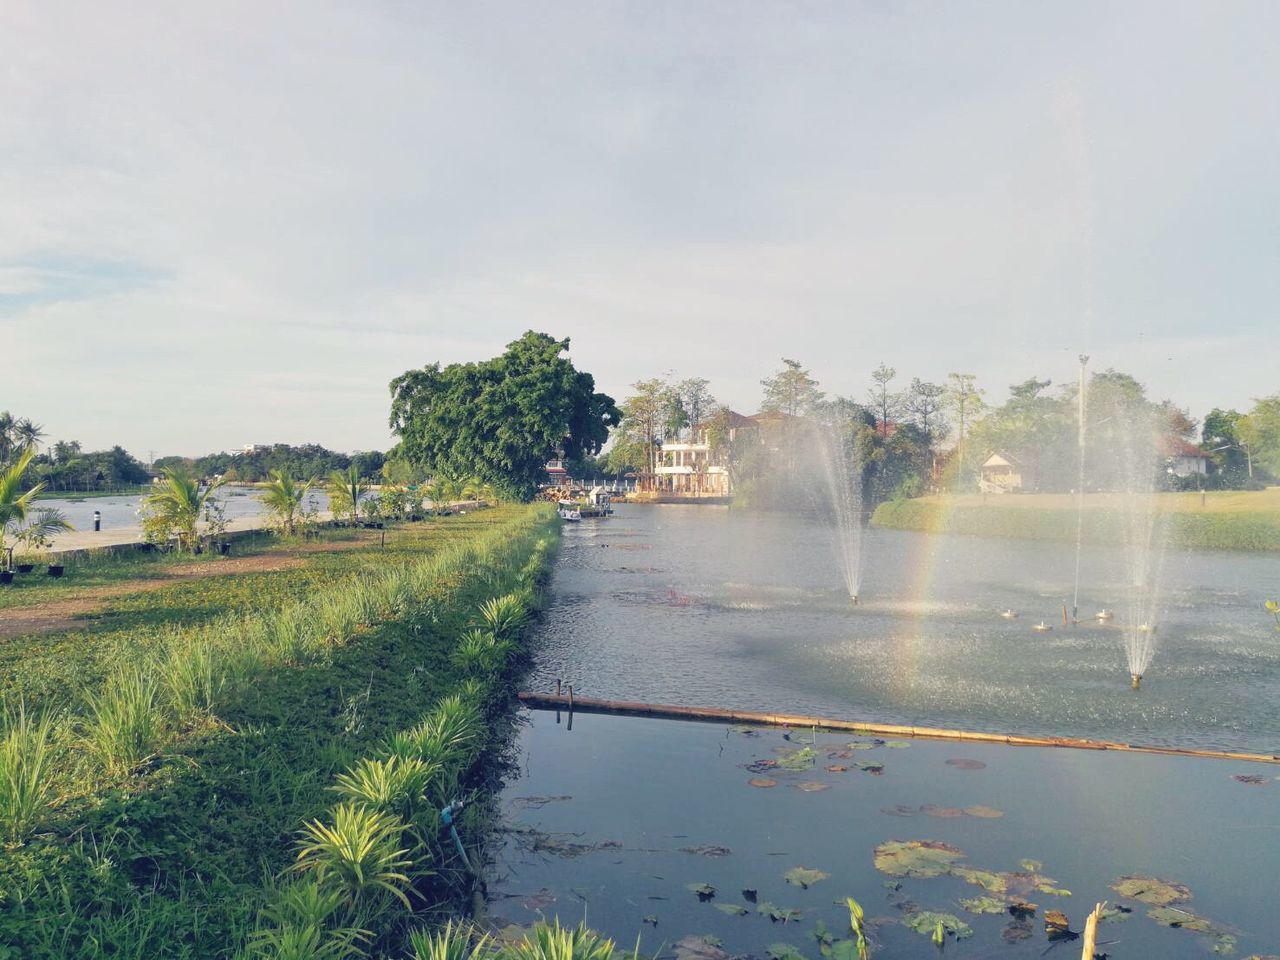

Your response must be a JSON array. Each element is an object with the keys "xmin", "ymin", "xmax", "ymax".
[
  {"xmin": 873, "ymin": 839, "xmax": 965, "ymax": 878},
  {"xmin": 766, "ymin": 944, "xmax": 805, "ymax": 960},
  {"xmin": 855, "ymin": 761, "xmax": 884, "ymax": 775},
  {"xmin": 1148, "ymin": 906, "xmax": 1219, "ymax": 932},
  {"xmin": 758, "ymin": 901, "xmax": 804, "ymax": 923},
  {"xmin": 1008, "ymin": 900, "xmax": 1037, "ymax": 918},
  {"xmin": 923, "ymin": 806, "xmax": 964, "ymax": 818},
  {"xmin": 1233, "ymin": 774, "xmax": 1268, "ymax": 785},
  {"xmin": 951, "ymin": 867, "xmax": 1007, "ymax": 894},
  {"xmin": 945, "ymin": 758, "xmax": 986, "ymax": 770},
  {"xmin": 902, "ymin": 911, "xmax": 973, "ymax": 940},
  {"xmin": 959, "ymin": 896, "xmax": 1007, "ymax": 915},
  {"xmin": 845, "ymin": 741, "xmax": 879, "ymax": 751},
  {"xmin": 1018, "ymin": 859, "xmax": 1042, "ymax": 872},
  {"xmin": 784, "ymin": 866, "xmax": 830, "ymax": 889},
  {"xmin": 885, "ymin": 740, "xmax": 911, "ymax": 748},
  {"xmin": 746, "ymin": 759, "xmax": 780, "ymax": 774},
  {"xmin": 825, "ymin": 764, "xmax": 850, "ymax": 773},
  {"xmin": 715, "ymin": 904, "xmax": 749, "ymax": 916},
  {"xmin": 962, "ymin": 805, "xmax": 1004, "ymax": 819},
  {"xmin": 777, "ymin": 747, "xmax": 818, "ymax": 770},
  {"xmin": 881, "ymin": 805, "xmax": 917, "ymax": 817},
  {"xmin": 688, "ymin": 883, "xmax": 717, "ymax": 901},
  {"xmin": 1111, "ymin": 874, "xmax": 1192, "ymax": 906},
  {"xmin": 675, "ymin": 936, "xmax": 729, "ymax": 960},
  {"xmin": 642, "ymin": 915, "xmax": 658, "ymax": 927},
  {"xmin": 750, "ymin": 778, "xmax": 780, "ymax": 788},
  {"xmin": 795, "ymin": 781, "xmax": 830, "ymax": 793},
  {"xmin": 1097, "ymin": 905, "xmax": 1132, "ymax": 923},
  {"xmin": 1044, "ymin": 909, "xmax": 1074, "ymax": 939}
]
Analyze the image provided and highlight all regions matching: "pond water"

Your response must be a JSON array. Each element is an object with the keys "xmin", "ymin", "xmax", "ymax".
[
  {"xmin": 37, "ymin": 486, "xmax": 331, "ymax": 532},
  {"xmin": 489, "ymin": 709, "xmax": 1280, "ymax": 958},
  {"xmin": 528, "ymin": 505, "xmax": 1280, "ymax": 754}
]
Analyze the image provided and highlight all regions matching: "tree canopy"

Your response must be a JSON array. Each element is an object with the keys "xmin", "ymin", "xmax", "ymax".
[{"xmin": 388, "ymin": 331, "xmax": 620, "ymax": 500}]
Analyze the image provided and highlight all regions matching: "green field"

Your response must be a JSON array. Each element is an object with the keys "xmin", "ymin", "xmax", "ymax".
[
  {"xmin": 871, "ymin": 489, "xmax": 1280, "ymax": 550},
  {"xmin": 0, "ymin": 504, "xmax": 559, "ymax": 958}
]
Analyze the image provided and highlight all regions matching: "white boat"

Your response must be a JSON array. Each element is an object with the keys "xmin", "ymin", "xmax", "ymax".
[{"xmin": 557, "ymin": 505, "xmax": 582, "ymax": 521}]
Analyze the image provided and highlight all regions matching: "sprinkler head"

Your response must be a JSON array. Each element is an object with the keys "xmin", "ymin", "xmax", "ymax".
[
  {"xmin": 1130, "ymin": 673, "xmax": 1142, "ymax": 690},
  {"xmin": 850, "ymin": 595, "xmax": 859, "ymax": 605}
]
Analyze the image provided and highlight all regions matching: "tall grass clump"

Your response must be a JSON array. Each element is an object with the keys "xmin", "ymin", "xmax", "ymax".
[
  {"xmin": 83, "ymin": 666, "xmax": 163, "ymax": 776},
  {"xmin": 159, "ymin": 629, "xmax": 228, "ymax": 722},
  {"xmin": 330, "ymin": 755, "xmax": 443, "ymax": 822},
  {"xmin": 0, "ymin": 701, "xmax": 58, "ymax": 843},
  {"xmin": 293, "ymin": 803, "xmax": 414, "ymax": 912},
  {"xmin": 410, "ymin": 920, "xmax": 488, "ymax": 960},
  {"xmin": 246, "ymin": 877, "xmax": 370, "ymax": 960},
  {"xmin": 499, "ymin": 920, "xmax": 616, "ymax": 960}
]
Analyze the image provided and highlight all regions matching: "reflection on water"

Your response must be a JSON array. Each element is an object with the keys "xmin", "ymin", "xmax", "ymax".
[
  {"xmin": 530, "ymin": 505, "xmax": 1280, "ymax": 753},
  {"xmin": 489, "ymin": 711, "xmax": 1280, "ymax": 958}
]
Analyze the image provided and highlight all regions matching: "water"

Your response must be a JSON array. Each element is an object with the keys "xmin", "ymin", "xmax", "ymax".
[
  {"xmin": 489, "ymin": 710, "xmax": 1280, "ymax": 958},
  {"xmin": 37, "ymin": 485, "xmax": 331, "ymax": 532},
  {"xmin": 528, "ymin": 505, "xmax": 1280, "ymax": 754}
]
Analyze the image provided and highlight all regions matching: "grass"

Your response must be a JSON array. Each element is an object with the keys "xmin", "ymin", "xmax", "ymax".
[
  {"xmin": 0, "ymin": 504, "xmax": 559, "ymax": 958},
  {"xmin": 872, "ymin": 490, "xmax": 1280, "ymax": 550}
]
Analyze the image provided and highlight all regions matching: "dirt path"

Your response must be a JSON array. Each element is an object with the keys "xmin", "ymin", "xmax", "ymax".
[{"xmin": 0, "ymin": 539, "xmax": 368, "ymax": 639}]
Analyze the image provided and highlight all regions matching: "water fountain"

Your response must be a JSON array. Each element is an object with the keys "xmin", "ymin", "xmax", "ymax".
[{"xmin": 811, "ymin": 424, "xmax": 866, "ymax": 603}]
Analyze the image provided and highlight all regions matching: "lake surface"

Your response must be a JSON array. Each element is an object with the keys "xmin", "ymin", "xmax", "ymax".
[
  {"xmin": 489, "ymin": 709, "xmax": 1280, "ymax": 958},
  {"xmin": 37, "ymin": 486, "xmax": 331, "ymax": 532},
  {"xmin": 528, "ymin": 505, "xmax": 1280, "ymax": 755}
]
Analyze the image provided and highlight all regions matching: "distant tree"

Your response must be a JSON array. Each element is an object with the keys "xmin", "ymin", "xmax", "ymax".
[
  {"xmin": 1238, "ymin": 394, "xmax": 1280, "ymax": 479},
  {"xmin": 675, "ymin": 378, "xmax": 716, "ymax": 438},
  {"xmin": 904, "ymin": 379, "xmax": 948, "ymax": 480},
  {"xmin": 141, "ymin": 468, "xmax": 226, "ymax": 551},
  {"xmin": 52, "ymin": 440, "xmax": 82, "ymax": 464},
  {"xmin": 613, "ymin": 378, "xmax": 677, "ymax": 475},
  {"xmin": 761, "ymin": 359, "xmax": 824, "ymax": 417},
  {"xmin": 946, "ymin": 373, "xmax": 985, "ymax": 482},
  {"xmin": 389, "ymin": 331, "xmax": 620, "ymax": 500},
  {"xmin": 867, "ymin": 363, "xmax": 902, "ymax": 437},
  {"xmin": 0, "ymin": 413, "xmax": 44, "ymax": 463}
]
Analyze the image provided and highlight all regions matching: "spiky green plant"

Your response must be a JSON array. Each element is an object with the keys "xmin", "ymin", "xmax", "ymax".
[
  {"xmin": 326, "ymin": 466, "xmax": 365, "ymax": 525},
  {"xmin": 0, "ymin": 447, "xmax": 43, "ymax": 556},
  {"xmin": 140, "ymin": 467, "xmax": 226, "ymax": 551},
  {"xmin": 247, "ymin": 877, "xmax": 369, "ymax": 960},
  {"xmin": 293, "ymin": 803, "xmax": 413, "ymax": 910},
  {"xmin": 410, "ymin": 920, "xmax": 489, "ymax": 960},
  {"xmin": 476, "ymin": 593, "xmax": 528, "ymax": 640},
  {"xmin": 0, "ymin": 701, "xmax": 57, "ymax": 842},
  {"xmin": 497, "ymin": 920, "xmax": 615, "ymax": 960},
  {"xmin": 83, "ymin": 666, "xmax": 162, "ymax": 776},
  {"xmin": 160, "ymin": 631, "xmax": 227, "ymax": 721},
  {"xmin": 451, "ymin": 629, "xmax": 513, "ymax": 676},
  {"xmin": 329, "ymin": 755, "xmax": 442, "ymax": 820},
  {"xmin": 260, "ymin": 470, "xmax": 313, "ymax": 536}
]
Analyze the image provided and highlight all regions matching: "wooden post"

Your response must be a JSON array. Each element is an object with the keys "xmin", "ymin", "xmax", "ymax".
[{"xmin": 1080, "ymin": 902, "xmax": 1103, "ymax": 960}]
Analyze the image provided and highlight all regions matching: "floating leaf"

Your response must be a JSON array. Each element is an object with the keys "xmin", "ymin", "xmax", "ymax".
[
  {"xmin": 945, "ymin": 758, "xmax": 986, "ymax": 770},
  {"xmin": 881, "ymin": 805, "xmax": 917, "ymax": 817},
  {"xmin": 962, "ymin": 805, "xmax": 1004, "ymax": 819},
  {"xmin": 1018, "ymin": 859, "xmax": 1042, "ymax": 872},
  {"xmin": 742, "ymin": 889, "xmax": 758, "ymax": 903},
  {"xmin": 1035, "ymin": 883, "xmax": 1072, "ymax": 897},
  {"xmin": 885, "ymin": 740, "xmax": 911, "ymax": 748},
  {"xmin": 681, "ymin": 844, "xmax": 732, "ymax": 857},
  {"xmin": 746, "ymin": 759, "xmax": 780, "ymax": 774},
  {"xmin": 825, "ymin": 764, "xmax": 850, "ymax": 773},
  {"xmin": 777, "ymin": 747, "xmax": 818, "ymax": 770},
  {"xmin": 715, "ymin": 904, "xmax": 749, "ymax": 916},
  {"xmin": 750, "ymin": 778, "xmax": 779, "ymax": 788},
  {"xmin": 642, "ymin": 915, "xmax": 658, "ymax": 927},
  {"xmin": 1098, "ymin": 905, "xmax": 1132, "ymax": 923},
  {"xmin": 923, "ymin": 806, "xmax": 963, "ymax": 818},
  {"xmin": 873, "ymin": 840, "xmax": 965, "ymax": 878},
  {"xmin": 959, "ymin": 896, "xmax": 1007, "ymax": 915},
  {"xmin": 758, "ymin": 901, "xmax": 804, "ymax": 923},
  {"xmin": 902, "ymin": 912, "xmax": 973, "ymax": 941},
  {"xmin": 766, "ymin": 944, "xmax": 805, "ymax": 960},
  {"xmin": 688, "ymin": 883, "xmax": 716, "ymax": 901},
  {"xmin": 855, "ymin": 761, "xmax": 884, "ymax": 775},
  {"xmin": 785, "ymin": 867, "xmax": 830, "ymax": 889},
  {"xmin": 1044, "ymin": 910, "xmax": 1074, "ymax": 939},
  {"xmin": 845, "ymin": 741, "xmax": 879, "ymax": 751},
  {"xmin": 1148, "ymin": 906, "xmax": 1220, "ymax": 932},
  {"xmin": 1007, "ymin": 900, "xmax": 1037, "ymax": 918},
  {"xmin": 951, "ymin": 867, "xmax": 1007, "ymax": 894},
  {"xmin": 1111, "ymin": 874, "xmax": 1192, "ymax": 906},
  {"xmin": 1233, "ymin": 774, "xmax": 1268, "ymax": 785},
  {"xmin": 795, "ymin": 781, "xmax": 830, "ymax": 793},
  {"xmin": 675, "ymin": 936, "xmax": 729, "ymax": 960}
]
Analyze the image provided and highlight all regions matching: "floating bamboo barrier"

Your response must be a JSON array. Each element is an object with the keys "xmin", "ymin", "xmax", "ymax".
[{"xmin": 516, "ymin": 691, "xmax": 1280, "ymax": 765}]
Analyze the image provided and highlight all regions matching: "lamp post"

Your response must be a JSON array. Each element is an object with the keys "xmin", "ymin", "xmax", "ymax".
[{"xmin": 93, "ymin": 510, "xmax": 102, "ymax": 532}]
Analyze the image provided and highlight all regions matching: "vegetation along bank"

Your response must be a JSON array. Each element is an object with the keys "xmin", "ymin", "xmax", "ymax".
[
  {"xmin": 871, "ymin": 491, "xmax": 1280, "ymax": 551},
  {"xmin": 0, "ymin": 503, "xmax": 560, "ymax": 958}
]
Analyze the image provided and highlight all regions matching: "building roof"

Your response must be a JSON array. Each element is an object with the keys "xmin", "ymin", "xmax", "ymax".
[{"xmin": 1160, "ymin": 437, "xmax": 1210, "ymax": 459}]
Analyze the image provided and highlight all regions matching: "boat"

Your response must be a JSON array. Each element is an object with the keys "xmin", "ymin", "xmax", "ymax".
[{"xmin": 557, "ymin": 503, "xmax": 582, "ymax": 521}]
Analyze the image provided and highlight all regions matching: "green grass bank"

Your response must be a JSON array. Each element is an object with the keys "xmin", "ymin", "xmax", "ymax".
[
  {"xmin": 871, "ymin": 492, "xmax": 1280, "ymax": 551},
  {"xmin": 0, "ymin": 504, "xmax": 560, "ymax": 958}
]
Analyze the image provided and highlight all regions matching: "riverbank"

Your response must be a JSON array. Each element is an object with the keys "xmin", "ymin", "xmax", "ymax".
[
  {"xmin": 871, "ymin": 489, "xmax": 1280, "ymax": 550},
  {"xmin": 0, "ymin": 503, "xmax": 559, "ymax": 958}
]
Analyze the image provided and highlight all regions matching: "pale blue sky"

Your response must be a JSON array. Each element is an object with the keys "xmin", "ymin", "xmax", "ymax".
[{"xmin": 2, "ymin": 2, "xmax": 1277, "ymax": 455}]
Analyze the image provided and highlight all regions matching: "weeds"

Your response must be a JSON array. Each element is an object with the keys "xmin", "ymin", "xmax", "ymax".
[
  {"xmin": 82, "ymin": 666, "xmax": 162, "ymax": 776},
  {"xmin": 0, "ymin": 701, "xmax": 57, "ymax": 842},
  {"xmin": 294, "ymin": 803, "xmax": 414, "ymax": 911}
]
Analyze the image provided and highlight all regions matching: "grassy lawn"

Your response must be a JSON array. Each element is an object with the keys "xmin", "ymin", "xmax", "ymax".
[
  {"xmin": 0, "ymin": 503, "xmax": 559, "ymax": 959},
  {"xmin": 872, "ymin": 489, "xmax": 1280, "ymax": 550}
]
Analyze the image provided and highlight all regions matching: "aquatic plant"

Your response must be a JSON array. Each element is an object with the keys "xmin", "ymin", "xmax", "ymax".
[
  {"xmin": 845, "ymin": 897, "xmax": 870, "ymax": 960},
  {"xmin": 477, "ymin": 592, "xmax": 529, "ymax": 640}
]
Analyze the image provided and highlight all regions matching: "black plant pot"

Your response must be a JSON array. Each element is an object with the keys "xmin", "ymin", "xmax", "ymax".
[
  {"xmin": 0, "ymin": 571, "xmax": 13, "ymax": 585},
  {"xmin": 47, "ymin": 565, "xmax": 65, "ymax": 578},
  {"xmin": 16, "ymin": 563, "xmax": 34, "ymax": 573},
  {"xmin": 218, "ymin": 542, "xmax": 231, "ymax": 555}
]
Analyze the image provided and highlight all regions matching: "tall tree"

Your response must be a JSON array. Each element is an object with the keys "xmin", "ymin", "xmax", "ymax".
[
  {"xmin": 1237, "ymin": 395, "xmax": 1280, "ymax": 479},
  {"xmin": 946, "ymin": 373, "xmax": 985, "ymax": 479},
  {"xmin": 675, "ymin": 378, "xmax": 716, "ymax": 439},
  {"xmin": 760, "ymin": 359, "xmax": 824, "ymax": 417},
  {"xmin": 867, "ymin": 364, "xmax": 901, "ymax": 437},
  {"xmin": 389, "ymin": 332, "xmax": 621, "ymax": 500},
  {"xmin": 613, "ymin": 379, "xmax": 677, "ymax": 475},
  {"xmin": 904, "ymin": 379, "xmax": 948, "ymax": 480}
]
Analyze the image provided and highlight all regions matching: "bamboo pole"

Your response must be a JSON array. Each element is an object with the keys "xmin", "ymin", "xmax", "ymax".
[
  {"xmin": 1080, "ymin": 902, "xmax": 1103, "ymax": 960},
  {"xmin": 515, "ymin": 692, "xmax": 1280, "ymax": 765}
]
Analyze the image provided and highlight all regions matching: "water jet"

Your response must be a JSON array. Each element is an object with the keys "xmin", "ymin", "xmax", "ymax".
[
  {"xmin": 1130, "ymin": 673, "xmax": 1142, "ymax": 690},
  {"xmin": 1000, "ymin": 610, "xmax": 1018, "ymax": 619},
  {"xmin": 1033, "ymin": 621, "xmax": 1053, "ymax": 632},
  {"xmin": 1095, "ymin": 609, "xmax": 1113, "ymax": 620}
]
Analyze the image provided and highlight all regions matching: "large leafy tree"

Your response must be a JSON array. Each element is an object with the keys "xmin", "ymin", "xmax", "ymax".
[
  {"xmin": 389, "ymin": 332, "xmax": 620, "ymax": 501},
  {"xmin": 760, "ymin": 359, "xmax": 824, "ymax": 417}
]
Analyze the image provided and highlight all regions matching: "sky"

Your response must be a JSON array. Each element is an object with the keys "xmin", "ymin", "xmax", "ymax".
[{"xmin": 2, "ymin": 2, "xmax": 1278, "ymax": 457}]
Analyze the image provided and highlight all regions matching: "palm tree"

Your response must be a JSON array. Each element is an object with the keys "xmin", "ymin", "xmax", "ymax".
[
  {"xmin": 14, "ymin": 419, "xmax": 44, "ymax": 453},
  {"xmin": 259, "ymin": 470, "xmax": 311, "ymax": 536},
  {"xmin": 14, "ymin": 507, "xmax": 72, "ymax": 560},
  {"xmin": 1, "ymin": 448, "xmax": 45, "ymax": 559},
  {"xmin": 141, "ymin": 467, "xmax": 226, "ymax": 551},
  {"xmin": 424, "ymin": 476, "xmax": 458, "ymax": 513},
  {"xmin": 326, "ymin": 466, "xmax": 365, "ymax": 525}
]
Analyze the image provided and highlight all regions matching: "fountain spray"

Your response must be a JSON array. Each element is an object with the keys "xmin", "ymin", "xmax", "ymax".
[
  {"xmin": 812, "ymin": 423, "xmax": 866, "ymax": 604},
  {"xmin": 1071, "ymin": 354, "xmax": 1088, "ymax": 624}
]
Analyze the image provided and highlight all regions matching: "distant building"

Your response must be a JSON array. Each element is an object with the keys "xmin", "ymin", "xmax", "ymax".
[
  {"xmin": 544, "ymin": 458, "xmax": 570, "ymax": 486},
  {"xmin": 979, "ymin": 453, "xmax": 1028, "ymax": 493},
  {"xmin": 1161, "ymin": 438, "xmax": 1210, "ymax": 477}
]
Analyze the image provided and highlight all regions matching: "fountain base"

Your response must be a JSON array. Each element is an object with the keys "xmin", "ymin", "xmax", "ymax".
[
  {"xmin": 1130, "ymin": 673, "xmax": 1142, "ymax": 690},
  {"xmin": 850, "ymin": 595, "xmax": 858, "ymax": 606}
]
